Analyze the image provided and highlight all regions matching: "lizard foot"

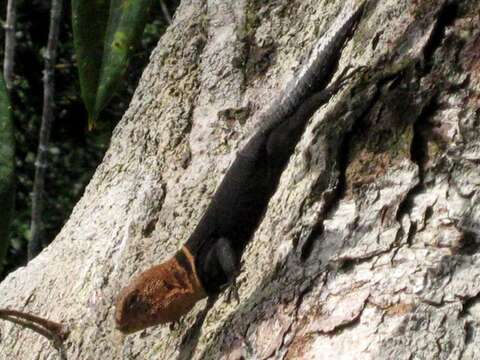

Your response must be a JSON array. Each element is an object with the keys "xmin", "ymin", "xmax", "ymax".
[
  {"xmin": 169, "ymin": 320, "xmax": 181, "ymax": 331},
  {"xmin": 333, "ymin": 64, "xmax": 367, "ymax": 88},
  {"xmin": 225, "ymin": 278, "xmax": 241, "ymax": 304}
]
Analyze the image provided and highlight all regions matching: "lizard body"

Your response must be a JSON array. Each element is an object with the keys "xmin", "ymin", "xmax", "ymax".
[{"xmin": 115, "ymin": 3, "xmax": 365, "ymax": 334}]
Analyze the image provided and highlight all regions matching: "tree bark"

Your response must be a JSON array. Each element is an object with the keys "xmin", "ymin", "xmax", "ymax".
[
  {"xmin": 29, "ymin": 0, "xmax": 63, "ymax": 260},
  {"xmin": 1, "ymin": 0, "xmax": 480, "ymax": 359},
  {"xmin": 3, "ymin": 0, "xmax": 16, "ymax": 90}
]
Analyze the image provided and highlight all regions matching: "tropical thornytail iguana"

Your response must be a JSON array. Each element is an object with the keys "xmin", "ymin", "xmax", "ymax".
[{"xmin": 115, "ymin": 3, "xmax": 366, "ymax": 334}]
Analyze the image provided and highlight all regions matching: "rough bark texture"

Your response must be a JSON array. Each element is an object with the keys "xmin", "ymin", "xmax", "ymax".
[{"xmin": 1, "ymin": 0, "xmax": 480, "ymax": 359}]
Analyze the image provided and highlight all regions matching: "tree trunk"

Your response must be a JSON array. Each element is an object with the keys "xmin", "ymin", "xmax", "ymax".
[
  {"xmin": 29, "ymin": 0, "xmax": 63, "ymax": 260},
  {"xmin": 1, "ymin": 0, "xmax": 480, "ymax": 358}
]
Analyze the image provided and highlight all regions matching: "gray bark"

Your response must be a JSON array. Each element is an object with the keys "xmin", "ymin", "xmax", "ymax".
[
  {"xmin": 2, "ymin": 0, "xmax": 480, "ymax": 359},
  {"xmin": 29, "ymin": 0, "xmax": 63, "ymax": 260},
  {"xmin": 3, "ymin": 0, "xmax": 16, "ymax": 90}
]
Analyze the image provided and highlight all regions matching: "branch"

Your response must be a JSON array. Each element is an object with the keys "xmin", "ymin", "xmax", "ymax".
[
  {"xmin": 29, "ymin": 0, "xmax": 64, "ymax": 260},
  {"xmin": 3, "ymin": 0, "xmax": 17, "ymax": 89},
  {"xmin": 0, "ymin": 309, "xmax": 69, "ymax": 358},
  {"xmin": 160, "ymin": 0, "xmax": 172, "ymax": 24}
]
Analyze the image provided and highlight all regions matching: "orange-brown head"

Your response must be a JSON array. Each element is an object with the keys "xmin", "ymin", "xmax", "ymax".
[{"xmin": 115, "ymin": 249, "xmax": 206, "ymax": 334}]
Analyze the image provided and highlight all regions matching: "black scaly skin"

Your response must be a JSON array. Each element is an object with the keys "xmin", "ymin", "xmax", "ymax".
[
  {"xmin": 114, "ymin": 4, "xmax": 366, "ymax": 334},
  {"xmin": 185, "ymin": 3, "xmax": 366, "ymax": 295}
]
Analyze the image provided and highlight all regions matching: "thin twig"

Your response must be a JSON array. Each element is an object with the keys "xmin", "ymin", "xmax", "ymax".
[
  {"xmin": 3, "ymin": 0, "xmax": 17, "ymax": 89},
  {"xmin": 29, "ymin": 0, "xmax": 64, "ymax": 260},
  {"xmin": 1, "ymin": 315, "xmax": 55, "ymax": 341},
  {"xmin": 160, "ymin": 0, "xmax": 172, "ymax": 24},
  {"xmin": 0, "ymin": 309, "xmax": 68, "ymax": 339},
  {"xmin": 0, "ymin": 309, "xmax": 69, "ymax": 359}
]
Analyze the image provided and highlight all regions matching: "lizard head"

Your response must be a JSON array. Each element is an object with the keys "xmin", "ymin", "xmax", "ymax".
[{"xmin": 114, "ymin": 255, "xmax": 206, "ymax": 334}]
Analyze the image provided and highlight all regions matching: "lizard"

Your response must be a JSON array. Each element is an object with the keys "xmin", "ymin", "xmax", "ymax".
[{"xmin": 115, "ymin": 2, "xmax": 366, "ymax": 334}]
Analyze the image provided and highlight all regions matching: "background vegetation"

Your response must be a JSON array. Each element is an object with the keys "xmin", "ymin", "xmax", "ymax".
[{"xmin": 0, "ymin": 0, "xmax": 180, "ymax": 279}]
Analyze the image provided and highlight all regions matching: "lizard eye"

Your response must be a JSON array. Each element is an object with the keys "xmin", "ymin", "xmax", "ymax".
[
  {"xmin": 163, "ymin": 280, "xmax": 174, "ymax": 291},
  {"xmin": 125, "ymin": 291, "xmax": 140, "ymax": 310}
]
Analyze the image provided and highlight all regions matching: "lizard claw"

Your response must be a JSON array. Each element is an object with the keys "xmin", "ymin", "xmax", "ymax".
[
  {"xmin": 169, "ymin": 320, "xmax": 181, "ymax": 331},
  {"xmin": 225, "ymin": 278, "xmax": 241, "ymax": 304},
  {"xmin": 329, "ymin": 64, "xmax": 368, "ymax": 92}
]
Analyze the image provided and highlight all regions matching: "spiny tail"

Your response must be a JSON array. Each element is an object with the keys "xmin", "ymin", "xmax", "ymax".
[{"xmin": 258, "ymin": 1, "xmax": 366, "ymax": 134}]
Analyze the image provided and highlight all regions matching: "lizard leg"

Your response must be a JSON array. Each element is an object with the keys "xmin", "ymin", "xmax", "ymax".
[
  {"xmin": 214, "ymin": 237, "xmax": 241, "ymax": 303},
  {"xmin": 265, "ymin": 64, "xmax": 365, "ymax": 167}
]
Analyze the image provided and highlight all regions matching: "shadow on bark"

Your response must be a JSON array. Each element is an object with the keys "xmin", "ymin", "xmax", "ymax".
[{"xmin": 174, "ymin": 2, "xmax": 465, "ymax": 356}]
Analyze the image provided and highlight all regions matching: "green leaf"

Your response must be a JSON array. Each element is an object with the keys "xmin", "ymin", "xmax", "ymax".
[
  {"xmin": 72, "ymin": 0, "xmax": 151, "ymax": 128},
  {"xmin": 0, "ymin": 74, "xmax": 14, "ymax": 274}
]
